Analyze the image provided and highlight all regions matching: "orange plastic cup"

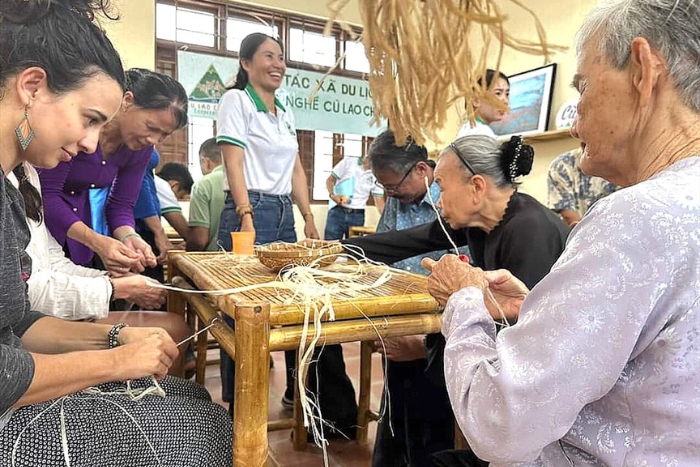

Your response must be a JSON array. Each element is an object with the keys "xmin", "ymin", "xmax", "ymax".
[{"xmin": 230, "ymin": 231, "xmax": 256, "ymax": 255}]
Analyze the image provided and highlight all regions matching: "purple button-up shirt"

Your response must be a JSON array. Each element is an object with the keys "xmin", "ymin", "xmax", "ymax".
[{"xmin": 38, "ymin": 144, "xmax": 153, "ymax": 266}]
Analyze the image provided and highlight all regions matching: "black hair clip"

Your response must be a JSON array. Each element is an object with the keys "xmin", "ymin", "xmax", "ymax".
[
  {"xmin": 508, "ymin": 136, "xmax": 523, "ymax": 181},
  {"xmin": 503, "ymin": 135, "xmax": 534, "ymax": 181}
]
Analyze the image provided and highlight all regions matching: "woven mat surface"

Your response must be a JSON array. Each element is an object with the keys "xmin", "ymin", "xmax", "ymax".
[{"xmin": 171, "ymin": 253, "xmax": 436, "ymax": 314}]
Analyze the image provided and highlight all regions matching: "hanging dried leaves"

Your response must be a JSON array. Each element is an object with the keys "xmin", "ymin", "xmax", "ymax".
[{"xmin": 327, "ymin": 0, "xmax": 566, "ymax": 145}]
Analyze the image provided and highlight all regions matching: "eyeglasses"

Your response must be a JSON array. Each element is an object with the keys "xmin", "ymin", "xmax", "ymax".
[
  {"xmin": 381, "ymin": 161, "xmax": 418, "ymax": 195},
  {"xmin": 449, "ymin": 143, "xmax": 477, "ymax": 175}
]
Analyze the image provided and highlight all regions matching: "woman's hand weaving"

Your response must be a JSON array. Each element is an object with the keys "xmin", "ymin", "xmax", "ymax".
[
  {"xmin": 96, "ymin": 236, "xmax": 143, "ymax": 276},
  {"xmin": 115, "ymin": 327, "xmax": 179, "ymax": 380},
  {"xmin": 421, "ymin": 255, "xmax": 486, "ymax": 307},
  {"xmin": 123, "ymin": 235, "xmax": 158, "ymax": 270}
]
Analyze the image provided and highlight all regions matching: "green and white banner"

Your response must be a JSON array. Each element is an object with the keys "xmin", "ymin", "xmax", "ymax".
[{"xmin": 177, "ymin": 50, "xmax": 382, "ymax": 136}]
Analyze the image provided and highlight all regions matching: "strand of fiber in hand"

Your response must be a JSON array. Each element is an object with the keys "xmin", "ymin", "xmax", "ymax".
[{"xmin": 326, "ymin": 0, "xmax": 566, "ymax": 146}]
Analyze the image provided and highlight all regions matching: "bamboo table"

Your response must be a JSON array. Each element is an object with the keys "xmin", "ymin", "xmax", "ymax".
[{"xmin": 167, "ymin": 251, "xmax": 441, "ymax": 467}]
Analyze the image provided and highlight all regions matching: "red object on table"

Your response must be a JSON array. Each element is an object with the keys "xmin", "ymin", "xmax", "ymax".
[{"xmin": 458, "ymin": 254, "xmax": 470, "ymax": 263}]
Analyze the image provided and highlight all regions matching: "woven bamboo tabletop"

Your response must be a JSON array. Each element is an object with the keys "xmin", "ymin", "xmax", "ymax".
[{"xmin": 170, "ymin": 252, "xmax": 439, "ymax": 325}]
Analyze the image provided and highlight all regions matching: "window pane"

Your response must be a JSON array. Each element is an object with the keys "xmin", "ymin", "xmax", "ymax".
[
  {"xmin": 187, "ymin": 117, "xmax": 216, "ymax": 183},
  {"xmin": 289, "ymin": 28, "xmax": 337, "ymax": 68},
  {"xmin": 313, "ymin": 130, "xmax": 335, "ymax": 200},
  {"xmin": 226, "ymin": 18, "xmax": 279, "ymax": 52},
  {"xmin": 344, "ymin": 41, "xmax": 370, "ymax": 73},
  {"xmin": 156, "ymin": 3, "xmax": 216, "ymax": 48},
  {"xmin": 156, "ymin": 3, "xmax": 176, "ymax": 41},
  {"xmin": 343, "ymin": 133, "xmax": 363, "ymax": 158}
]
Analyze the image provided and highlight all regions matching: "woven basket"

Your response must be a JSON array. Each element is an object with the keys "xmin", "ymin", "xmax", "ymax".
[{"xmin": 255, "ymin": 241, "xmax": 344, "ymax": 272}]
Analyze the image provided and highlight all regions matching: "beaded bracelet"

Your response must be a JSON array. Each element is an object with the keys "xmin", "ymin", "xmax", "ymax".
[
  {"xmin": 108, "ymin": 323, "xmax": 129, "ymax": 349},
  {"xmin": 235, "ymin": 203, "xmax": 253, "ymax": 215},
  {"xmin": 119, "ymin": 231, "xmax": 141, "ymax": 243},
  {"xmin": 238, "ymin": 209, "xmax": 254, "ymax": 220}
]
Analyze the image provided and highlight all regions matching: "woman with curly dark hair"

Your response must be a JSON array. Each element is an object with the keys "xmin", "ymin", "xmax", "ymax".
[{"xmin": 0, "ymin": 1, "xmax": 230, "ymax": 464}]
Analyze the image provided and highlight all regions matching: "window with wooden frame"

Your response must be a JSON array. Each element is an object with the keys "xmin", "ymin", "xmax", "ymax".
[{"xmin": 155, "ymin": 0, "xmax": 371, "ymax": 202}]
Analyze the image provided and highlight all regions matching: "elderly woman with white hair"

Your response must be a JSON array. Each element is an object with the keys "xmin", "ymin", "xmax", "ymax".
[{"xmin": 421, "ymin": 0, "xmax": 700, "ymax": 464}]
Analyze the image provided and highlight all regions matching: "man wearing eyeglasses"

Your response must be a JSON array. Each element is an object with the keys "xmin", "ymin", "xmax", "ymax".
[{"xmin": 366, "ymin": 129, "xmax": 470, "ymax": 467}]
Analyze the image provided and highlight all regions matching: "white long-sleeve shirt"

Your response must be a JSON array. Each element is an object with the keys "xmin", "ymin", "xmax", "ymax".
[
  {"xmin": 8, "ymin": 165, "xmax": 112, "ymax": 320},
  {"xmin": 442, "ymin": 156, "xmax": 700, "ymax": 465}
]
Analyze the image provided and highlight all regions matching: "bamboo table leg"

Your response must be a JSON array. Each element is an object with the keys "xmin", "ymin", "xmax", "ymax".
[
  {"xmin": 234, "ymin": 303, "xmax": 271, "ymax": 467},
  {"xmin": 166, "ymin": 251, "xmax": 187, "ymax": 318},
  {"xmin": 356, "ymin": 341, "xmax": 374, "ymax": 443}
]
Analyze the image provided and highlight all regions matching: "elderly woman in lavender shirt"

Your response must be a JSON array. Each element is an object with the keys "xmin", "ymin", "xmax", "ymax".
[
  {"xmin": 424, "ymin": 0, "xmax": 700, "ymax": 465},
  {"xmin": 39, "ymin": 68, "xmax": 188, "ymax": 276}
]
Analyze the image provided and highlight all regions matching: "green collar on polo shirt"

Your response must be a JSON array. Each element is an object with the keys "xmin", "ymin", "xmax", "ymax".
[
  {"xmin": 245, "ymin": 84, "xmax": 286, "ymax": 113},
  {"xmin": 475, "ymin": 116, "xmax": 487, "ymax": 126}
]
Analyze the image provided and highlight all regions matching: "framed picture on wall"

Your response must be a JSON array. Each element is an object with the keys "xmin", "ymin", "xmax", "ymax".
[{"xmin": 490, "ymin": 63, "xmax": 557, "ymax": 139}]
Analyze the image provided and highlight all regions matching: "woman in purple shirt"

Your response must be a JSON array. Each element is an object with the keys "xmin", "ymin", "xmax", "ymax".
[{"xmin": 39, "ymin": 68, "xmax": 188, "ymax": 275}]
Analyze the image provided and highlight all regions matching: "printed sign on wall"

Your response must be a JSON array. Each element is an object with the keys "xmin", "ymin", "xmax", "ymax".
[{"xmin": 177, "ymin": 50, "xmax": 382, "ymax": 137}]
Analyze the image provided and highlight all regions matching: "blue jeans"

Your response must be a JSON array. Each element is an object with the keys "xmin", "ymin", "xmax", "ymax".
[
  {"xmin": 323, "ymin": 206, "xmax": 365, "ymax": 240},
  {"xmin": 217, "ymin": 191, "xmax": 297, "ymax": 249},
  {"xmin": 217, "ymin": 191, "xmax": 297, "ymax": 404}
]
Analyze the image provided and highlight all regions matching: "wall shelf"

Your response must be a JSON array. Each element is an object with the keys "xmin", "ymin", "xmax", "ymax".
[{"xmin": 523, "ymin": 128, "xmax": 573, "ymax": 143}]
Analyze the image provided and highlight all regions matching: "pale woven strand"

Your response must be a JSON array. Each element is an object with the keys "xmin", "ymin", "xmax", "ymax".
[
  {"xmin": 82, "ymin": 376, "xmax": 166, "ymax": 402},
  {"xmin": 12, "ymin": 392, "xmax": 163, "ymax": 467},
  {"xmin": 177, "ymin": 317, "xmax": 221, "ymax": 347},
  {"xmin": 290, "ymin": 262, "xmax": 393, "ymax": 448},
  {"xmin": 423, "ymin": 177, "xmax": 460, "ymax": 255}
]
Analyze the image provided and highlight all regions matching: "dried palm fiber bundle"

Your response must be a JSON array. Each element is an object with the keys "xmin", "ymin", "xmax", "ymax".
[{"xmin": 326, "ymin": 0, "xmax": 566, "ymax": 146}]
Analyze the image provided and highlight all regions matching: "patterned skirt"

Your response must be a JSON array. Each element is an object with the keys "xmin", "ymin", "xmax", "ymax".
[{"xmin": 0, "ymin": 377, "xmax": 231, "ymax": 466}]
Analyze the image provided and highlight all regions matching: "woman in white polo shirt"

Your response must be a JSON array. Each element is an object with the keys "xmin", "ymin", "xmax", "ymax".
[
  {"xmin": 456, "ymin": 69, "xmax": 510, "ymax": 138},
  {"xmin": 215, "ymin": 33, "xmax": 358, "ymax": 437},
  {"xmin": 216, "ymin": 34, "xmax": 318, "ymax": 246}
]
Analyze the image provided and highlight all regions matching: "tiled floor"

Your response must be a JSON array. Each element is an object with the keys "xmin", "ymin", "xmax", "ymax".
[{"xmin": 203, "ymin": 342, "xmax": 385, "ymax": 466}]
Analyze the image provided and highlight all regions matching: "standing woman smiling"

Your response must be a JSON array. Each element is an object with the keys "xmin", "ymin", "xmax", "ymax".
[
  {"xmin": 216, "ymin": 33, "xmax": 358, "ymax": 438},
  {"xmin": 216, "ymin": 33, "xmax": 319, "ymax": 248}
]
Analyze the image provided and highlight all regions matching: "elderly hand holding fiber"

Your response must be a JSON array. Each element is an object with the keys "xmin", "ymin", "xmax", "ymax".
[
  {"xmin": 483, "ymin": 269, "xmax": 528, "ymax": 321},
  {"xmin": 421, "ymin": 255, "xmax": 486, "ymax": 307},
  {"xmin": 113, "ymin": 327, "xmax": 180, "ymax": 381}
]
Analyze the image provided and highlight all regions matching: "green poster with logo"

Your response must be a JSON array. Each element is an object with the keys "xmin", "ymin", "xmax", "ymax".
[{"xmin": 177, "ymin": 50, "xmax": 382, "ymax": 136}]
